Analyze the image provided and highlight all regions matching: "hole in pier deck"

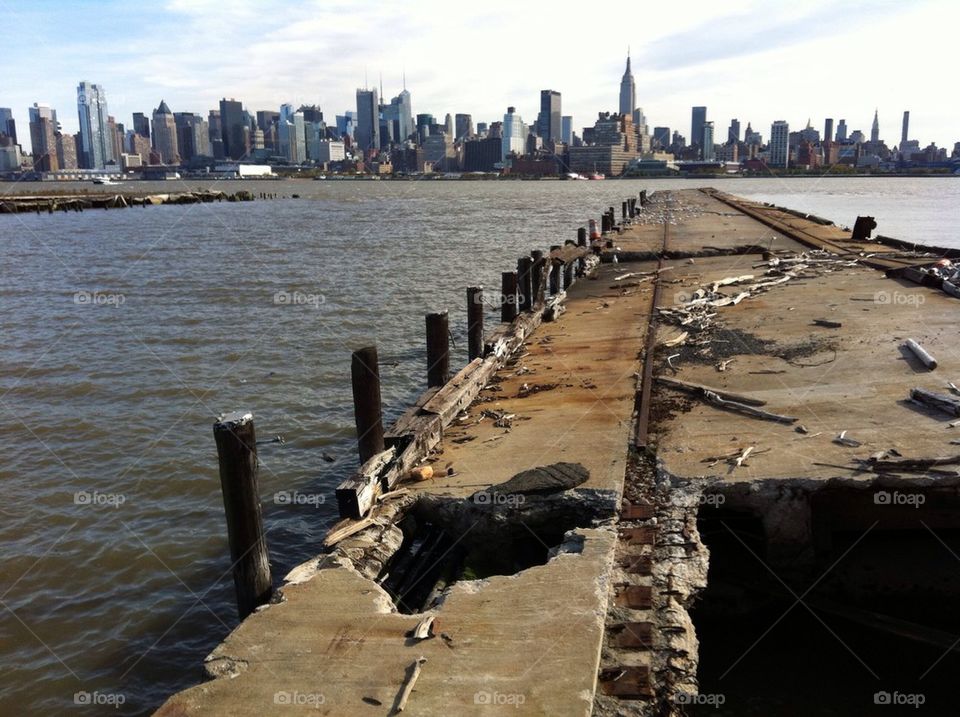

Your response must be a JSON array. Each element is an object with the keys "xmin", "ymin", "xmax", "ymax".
[{"xmin": 692, "ymin": 489, "xmax": 960, "ymax": 715}]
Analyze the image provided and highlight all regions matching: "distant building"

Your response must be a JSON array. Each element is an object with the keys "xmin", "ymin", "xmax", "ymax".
[
  {"xmin": 501, "ymin": 107, "xmax": 526, "ymax": 161},
  {"xmin": 29, "ymin": 103, "xmax": 59, "ymax": 171},
  {"xmin": 463, "ymin": 136, "xmax": 502, "ymax": 172},
  {"xmin": 870, "ymin": 109, "xmax": 880, "ymax": 144},
  {"xmin": 77, "ymin": 81, "xmax": 112, "ymax": 168},
  {"xmin": 57, "ymin": 132, "xmax": 78, "ymax": 169},
  {"xmin": 653, "ymin": 126, "xmax": 671, "ymax": 149},
  {"xmin": 691, "ymin": 106, "xmax": 707, "ymax": 157},
  {"xmin": 151, "ymin": 100, "xmax": 180, "ymax": 165},
  {"xmin": 0, "ymin": 107, "xmax": 18, "ymax": 145},
  {"xmin": 444, "ymin": 113, "xmax": 454, "ymax": 140},
  {"xmin": 416, "ymin": 113, "xmax": 434, "ymax": 143},
  {"xmin": 619, "ymin": 53, "xmax": 636, "ymax": 117},
  {"xmin": 133, "ymin": 112, "xmax": 150, "ymax": 139},
  {"xmin": 335, "ymin": 112, "xmax": 356, "ymax": 140},
  {"xmin": 455, "ymin": 113, "xmax": 474, "ymax": 140},
  {"xmin": 727, "ymin": 119, "xmax": 740, "ymax": 144},
  {"xmin": 701, "ymin": 122, "xmax": 715, "ymax": 161},
  {"xmin": 219, "ymin": 98, "xmax": 248, "ymax": 160},
  {"xmin": 744, "ymin": 122, "xmax": 762, "ymax": 146},
  {"xmin": 476, "ymin": 122, "xmax": 488, "ymax": 138},
  {"xmin": 174, "ymin": 112, "xmax": 209, "ymax": 161},
  {"xmin": 278, "ymin": 104, "xmax": 306, "ymax": 163},
  {"xmin": 561, "ymin": 116, "xmax": 573, "ymax": 146},
  {"xmin": 536, "ymin": 90, "xmax": 561, "ymax": 144},
  {"xmin": 424, "ymin": 132, "xmax": 455, "ymax": 171},
  {"xmin": 770, "ymin": 120, "xmax": 790, "ymax": 168},
  {"xmin": 355, "ymin": 88, "xmax": 380, "ymax": 151},
  {"xmin": 835, "ymin": 119, "xmax": 848, "ymax": 142},
  {"xmin": 901, "ymin": 111, "xmax": 910, "ymax": 146},
  {"xmin": 824, "ymin": 118, "xmax": 834, "ymax": 145}
]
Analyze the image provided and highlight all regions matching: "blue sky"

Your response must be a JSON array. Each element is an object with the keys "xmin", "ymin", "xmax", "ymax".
[{"xmin": 3, "ymin": 0, "xmax": 957, "ymax": 149}]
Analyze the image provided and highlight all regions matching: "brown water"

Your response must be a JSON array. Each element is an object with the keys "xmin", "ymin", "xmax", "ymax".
[{"xmin": 0, "ymin": 176, "xmax": 957, "ymax": 715}]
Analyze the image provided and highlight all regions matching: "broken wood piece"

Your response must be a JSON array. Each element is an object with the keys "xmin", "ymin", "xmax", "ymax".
[
  {"xmin": 948, "ymin": 382, "xmax": 960, "ymax": 396},
  {"xmin": 735, "ymin": 446, "xmax": 754, "ymax": 468},
  {"xmin": 864, "ymin": 454, "xmax": 960, "ymax": 472},
  {"xmin": 323, "ymin": 516, "xmax": 376, "ymax": 548},
  {"xmin": 813, "ymin": 319, "xmax": 842, "ymax": 328},
  {"xmin": 335, "ymin": 447, "xmax": 397, "ymax": 520},
  {"xmin": 834, "ymin": 430, "xmax": 862, "ymax": 447},
  {"xmin": 910, "ymin": 388, "xmax": 960, "ymax": 417},
  {"xmin": 409, "ymin": 616, "xmax": 435, "ymax": 641},
  {"xmin": 397, "ymin": 657, "xmax": 427, "ymax": 712},
  {"xmin": 660, "ymin": 331, "xmax": 688, "ymax": 348},
  {"xmin": 905, "ymin": 339, "xmax": 938, "ymax": 370},
  {"xmin": 656, "ymin": 376, "xmax": 767, "ymax": 406},
  {"xmin": 700, "ymin": 390, "xmax": 796, "ymax": 423},
  {"xmin": 716, "ymin": 359, "xmax": 734, "ymax": 372}
]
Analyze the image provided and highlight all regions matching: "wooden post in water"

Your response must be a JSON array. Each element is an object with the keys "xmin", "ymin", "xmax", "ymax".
[
  {"xmin": 577, "ymin": 227, "xmax": 587, "ymax": 247},
  {"xmin": 351, "ymin": 346, "xmax": 385, "ymax": 464},
  {"xmin": 518, "ymin": 256, "xmax": 533, "ymax": 313},
  {"xmin": 549, "ymin": 245, "xmax": 561, "ymax": 295},
  {"xmin": 467, "ymin": 286, "xmax": 484, "ymax": 361},
  {"xmin": 531, "ymin": 250, "xmax": 545, "ymax": 307},
  {"xmin": 563, "ymin": 242, "xmax": 575, "ymax": 290},
  {"xmin": 213, "ymin": 411, "xmax": 272, "ymax": 620},
  {"xmin": 501, "ymin": 271, "xmax": 518, "ymax": 323},
  {"xmin": 426, "ymin": 311, "xmax": 450, "ymax": 387},
  {"xmin": 601, "ymin": 214, "xmax": 609, "ymax": 233},
  {"xmin": 622, "ymin": 201, "xmax": 628, "ymax": 220}
]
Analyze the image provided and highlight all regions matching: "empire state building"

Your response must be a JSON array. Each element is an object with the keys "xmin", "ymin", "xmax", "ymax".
[{"xmin": 619, "ymin": 52, "xmax": 636, "ymax": 117}]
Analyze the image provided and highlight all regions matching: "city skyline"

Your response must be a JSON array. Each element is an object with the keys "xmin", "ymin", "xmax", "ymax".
[{"xmin": 2, "ymin": 0, "xmax": 956, "ymax": 149}]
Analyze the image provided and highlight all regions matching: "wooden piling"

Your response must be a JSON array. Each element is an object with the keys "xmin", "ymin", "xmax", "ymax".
[
  {"xmin": 518, "ymin": 256, "xmax": 534, "ymax": 313},
  {"xmin": 622, "ymin": 201, "xmax": 628, "ymax": 220},
  {"xmin": 426, "ymin": 311, "xmax": 450, "ymax": 387},
  {"xmin": 501, "ymin": 271, "xmax": 518, "ymax": 323},
  {"xmin": 351, "ymin": 346, "xmax": 385, "ymax": 464},
  {"xmin": 549, "ymin": 245, "xmax": 562, "ymax": 295},
  {"xmin": 563, "ymin": 258, "xmax": 574, "ymax": 290},
  {"xmin": 213, "ymin": 411, "xmax": 273, "ymax": 620},
  {"xmin": 467, "ymin": 286, "xmax": 484, "ymax": 361},
  {"xmin": 531, "ymin": 250, "xmax": 545, "ymax": 307},
  {"xmin": 578, "ymin": 227, "xmax": 587, "ymax": 246}
]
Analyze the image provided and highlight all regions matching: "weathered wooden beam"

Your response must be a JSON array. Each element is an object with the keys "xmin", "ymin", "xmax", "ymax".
[{"xmin": 335, "ymin": 447, "xmax": 397, "ymax": 520}]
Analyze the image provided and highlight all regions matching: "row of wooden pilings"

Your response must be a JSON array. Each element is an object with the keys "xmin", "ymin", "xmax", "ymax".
[{"xmin": 211, "ymin": 189, "xmax": 649, "ymax": 619}]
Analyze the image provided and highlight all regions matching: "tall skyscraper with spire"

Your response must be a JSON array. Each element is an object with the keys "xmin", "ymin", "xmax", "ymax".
[
  {"xmin": 619, "ymin": 52, "xmax": 636, "ymax": 117},
  {"xmin": 870, "ymin": 109, "xmax": 880, "ymax": 144}
]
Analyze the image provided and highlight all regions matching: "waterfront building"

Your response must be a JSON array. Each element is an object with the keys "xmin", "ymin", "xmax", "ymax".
[
  {"xmin": 335, "ymin": 112, "xmax": 356, "ymax": 140},
  {"xmin": 106, "ymin": 116, "xmax": 124, "ymax": 163},
  {"xmin": 561, "ymin": 116, "xmax": 573, "ymax": 146},
  {"xmin": 129, "ymin": 132, "xmax": 151, "ymax": 163},
  {"xmin": 219, "ymin": 98, "xmax": 248, "ymax": 160},
  {"xmin": 133, "ymin": 112, "xmax": 150, "ymax": 139},
  {"xmin": 501, "ymin": 107, "xmax": 527, "ymax": 161},
  {"xmin": 744, "ymin": 122, "xmax": 762, "ymax": 146},
  {"xmin": 870, "ymin": 109, "xmax": 880, "ymax": 144},
  {"xmin": 824, "ymin": 118, "xmax": 834, "ymax": 145},
  {"xmin": 207, "ymin": 110, "xmax": 225, "ymax": 159},
  {"xmin": 0, "ymin": 144, "xmax": 20, "ymax": 171},
  {"xmin": 355, "ymin": 88, "xmax": 380, "ymax": 151},
  {"xmin": 28, "ymin": 103, "xmax": 59, "ymax": 171},
  {"xmin": 395, "ymin": 89, "xmax": 413, "ymax": 142},
  {"xmin": 151, "ymin": 101, "xmax": 180, "ymax": 165},
  {"xmin": 619, "ymin": 53, "xmax": 636, "ymax": 117},
  {"xmin": 278, "ymin": 104, "xmax": 306, "ymax": 163},
  {"xmin": 537, "ymin": 90, "xmax": 561, "ymax": 144},
  {"xmin": 455, "ymin": 113, "xmax": 474, "ymax": 140},
  {"xmin": 174, "ymin": 112, "xmax": 209, "ymax": 161},
  {"xmin": 0, "ymin": 107, "xmax": 18, "ymax": 145},
  {"xmin": 727, "ymin": 119, "xmax": 740, "ymax": 144},
  {"xmin": 653, "ymin": 126, "xmax": 670, "ymax": 149},
  {"xmin": 690, "ymin": 106, "xmax": 707, "ymax": 157},
  {"xmin": 901, "ymin": 111, "xmax": 910, "ymax": 145},
  {"xmin": 463, "ymin": 136, "xmax": 502, "ymax": 172},
  {"xmin": 770, "ymin": 120, "xmax": 790, "ymax": 168},
  {"xmin": 313, "ymin": 140, "xmax": 345, "ymax": 164},
  {"xmin": 424, "ymin": 132, "xmax": 455, "ymax": 171},
  {"xmin": 57, "ymin": 132, "xmax": 78, "ymax": 169},
  {"xmin": 76, "ymin": 81, "xmax": 112, "ymax": 168}
]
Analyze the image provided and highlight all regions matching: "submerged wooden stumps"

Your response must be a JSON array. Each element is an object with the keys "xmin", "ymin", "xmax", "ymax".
[
  {"xmin": 351, "ymin": 346, "xmax": 385, "ymax": 464},
  {"xmin": 549, "ymin": 245, "xmax": 562, "ymax": 295},
  {"xmin": 467, "ymin": 286, "xmax": 484, "ymax": 361},
  {"xmin": 213, "ymin": 411, "xmax": 273, "ymax": 619},
  {"xmin": 501, "ymin": 271, "xmax": 518, "ymax": 323},
  {"xmin": 518, "ymin": 256, "xmax": 534, "ymax": 313},
  {"xmin": 426, "ymin": 311, "xmax": 450, "ymax": 387}
]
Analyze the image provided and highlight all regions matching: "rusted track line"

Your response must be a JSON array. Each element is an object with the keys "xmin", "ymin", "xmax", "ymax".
[{"xmin": 634, "ymin": 222, "xmax": 669, "ymax": 449}]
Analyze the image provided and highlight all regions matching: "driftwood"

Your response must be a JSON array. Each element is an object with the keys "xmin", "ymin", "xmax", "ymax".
[
  {"xmin": 865, "ymin": 454, "xmax": 960, "ymax": 472},
  {"xmin": 702, "ymin": 390, "xmax": 797, "ymax": 424},
  {"xmin": 910, "ymin": 388, "xmax": 960, "ymax": 417},
  {"xmin": 323, "ymin": 516, "xmax": 376, "ymax": 548},
  {"xmin": 813, "ymin": 319, "xmax": 842, "ymax": 328},
  {"xmin": 656, "ymin": 376, "xmax": 767, "ymax": 406},
  {"xmin": 397, "ymin": 657, "xmax": 427, "ymax": 712},
  {"xmin": 905, "ymin": 339, "xmax": 938, "ymax": 370},
  {"xmin": 410, "ymin": 616, "xmax": 435, "ymax": 641}
]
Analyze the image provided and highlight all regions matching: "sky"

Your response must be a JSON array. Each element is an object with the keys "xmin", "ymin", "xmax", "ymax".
[{"xmin": 3, "ymin": 0, "xmax": 958, "ymax": 150}]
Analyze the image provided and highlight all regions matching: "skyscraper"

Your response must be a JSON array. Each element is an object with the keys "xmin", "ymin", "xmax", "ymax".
[
  {"xmin": 133, "ymin": 112, "xmax": 150, "ymax": 139},
  {"xmin": 77, "ymin": 81, "xmax": 112, "ymax": 168},
  {"xmin": 561, "ymin": 116, "xmax": 573, "ymax": 146},
  {"xmin": 220, "ymin": 99, "xmax": 248, "ymax": 160},
  {"xmin": 870, "ymin": 109, "xmax": 880, "ymax": 144},
  {"xmin": 727, "ymin": 119, "xmax": 740, "ymax": 144},
  {"xmin": 653, "ymin": 126, "xmax": 671, "ymax": 149},
  {"xmin": 691, "ymin": 106, "xmax": 707, "ymax": 155},
  {"xmin": 701, "ymin": 122, "xmax": 715, "ymax": 161},
  {"xmin": 151, "ymin": 100, "xmax": 180, "ymax": 165},
  {"xmin": 455, "ymin": 113, "xmax": 474, "ymax": 140},
  {"xmin": 901, "ymin": 111, "xmax": 909, "ymax": 145},
  {"xmin": 29, "ymin": 103, "xmax": 59, "ymax": 171},
  {"xmin": 501, "ymin": 107, "xmax": 526, "ymax": 161},
  {"xmin": 770, "ymin": 120, "xmax": 790, "ymax": 168},
  {"xmin": 836, "ymin": 119, "xmax": 848, "ymax": 142},
  {"xmin": 174, "ymin": 112, "xmax": 209, "ymax": 161},
  {"xmin": 0, "ymin": 107, "xmax": 17, "ymax": 145},
  {"xmin": 619, "ymin": 53, "xmax": 636, "ymax": 117},
  {"xmin": 824, "ymin": 119, "xmax": 834, "ymax": 145},
  {"xmin": 537, "ymin": 90, "xmax": 561, "ymax": 143},
  {"xmin": 355, "ymin": 88, "xmax": 380, "ymax": 152}
]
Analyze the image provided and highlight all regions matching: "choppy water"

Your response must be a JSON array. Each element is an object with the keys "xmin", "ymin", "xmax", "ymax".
[{"xmin": 0, "ymin": 176, "xmax": 956, "ymax": 715}]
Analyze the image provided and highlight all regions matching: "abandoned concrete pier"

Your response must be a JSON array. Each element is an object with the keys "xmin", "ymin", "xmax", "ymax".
[{"xmin": 157, "ymin": 189, "xmax": 960, "ymax": 715}]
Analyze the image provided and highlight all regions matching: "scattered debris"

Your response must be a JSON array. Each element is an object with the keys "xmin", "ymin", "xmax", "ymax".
[
  {"xmin": 397, "ymin": 656, "xmax": 427, "ymax": 712},
  {"xmin": 834, "ymin": 430, "xmax": 863, "ymax": 448},
  {"xmin": 407, "ymin": 616, "xmax": 436, "ymax": 641},
  {"xmin": 716, "ymin": 359, "xmax": 735, "ymax": 372},
  {"xmin": 409, "ymin": 465, "xmax": 435, "ymax": 481},
  {"xmin": 910, "ymin": 388, "xmax": 960, "ymax": 416},
  {"xmin": 812, "ymin": 319, "xmax": 842, "ymax": 329},
  {"xmin": 795, "ymin": 424, "xmax": 808, "ymax": 434},
  {"xmin": 905, "ymin": 339, "xmax": 938, "ymax": 370}
]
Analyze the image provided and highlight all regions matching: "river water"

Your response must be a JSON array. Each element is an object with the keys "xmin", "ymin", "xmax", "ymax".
[{"xmin": 0, "ymin": 176, "xmax": 957, "ymax": 715}]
